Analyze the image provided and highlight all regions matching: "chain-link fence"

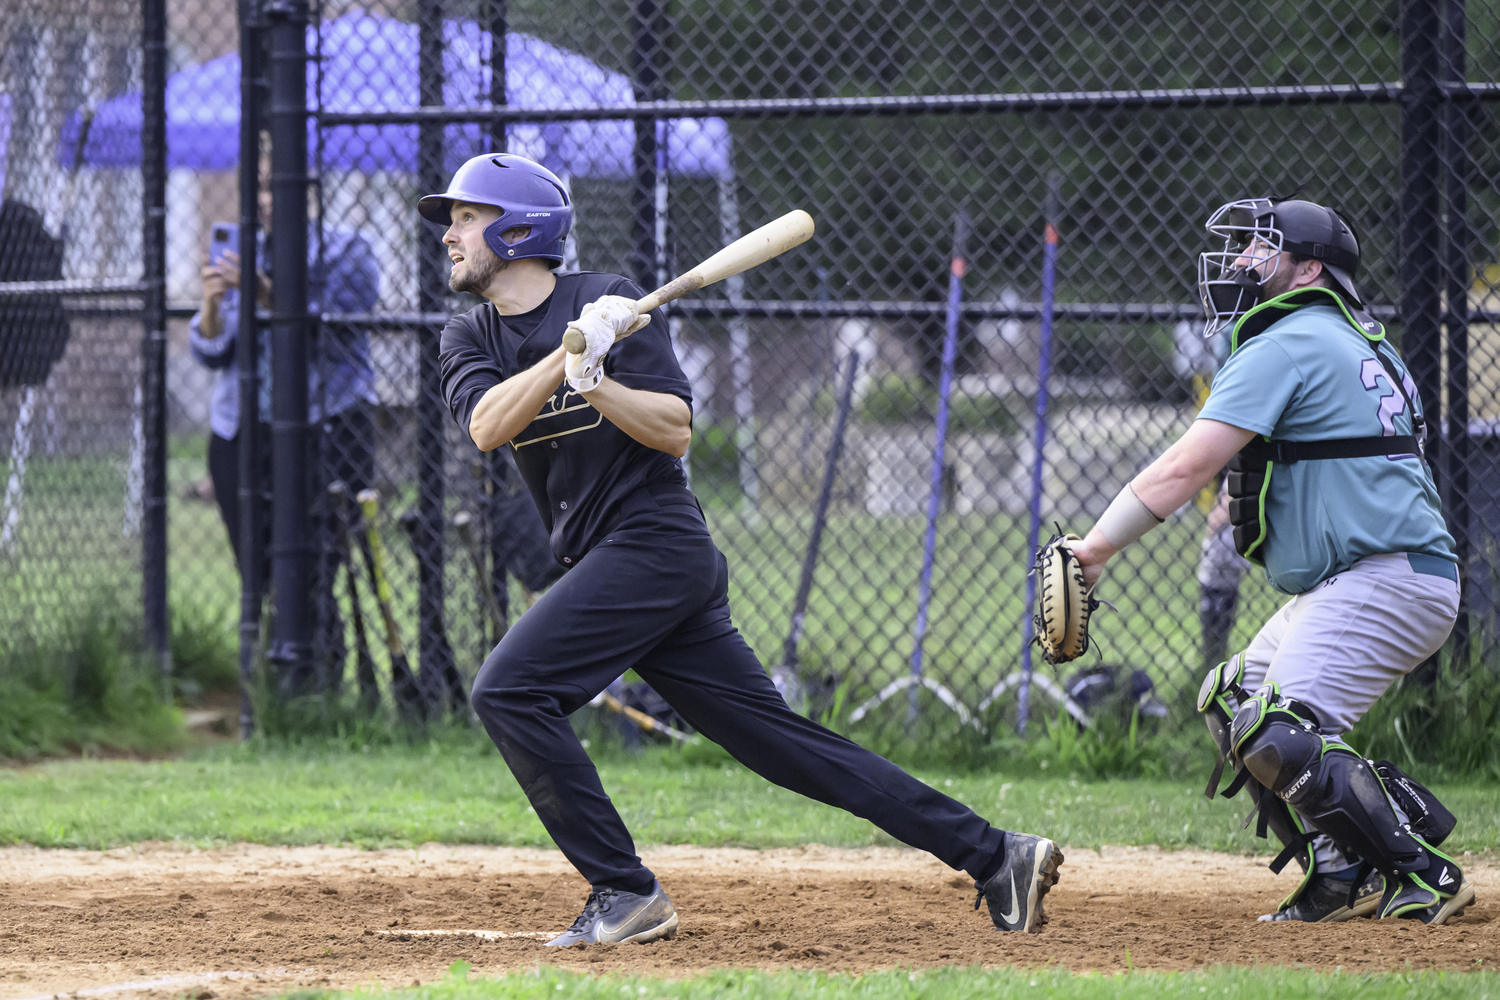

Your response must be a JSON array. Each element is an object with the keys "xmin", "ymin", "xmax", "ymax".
[{"xmin": 5, "ymin": 0, "xmax": 1500, "ymax": 747}]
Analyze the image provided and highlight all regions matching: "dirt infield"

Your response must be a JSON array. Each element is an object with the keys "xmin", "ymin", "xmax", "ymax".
[{"xmin": 1, "ymin": 843, "xmax": 1494, "ymax": 998}]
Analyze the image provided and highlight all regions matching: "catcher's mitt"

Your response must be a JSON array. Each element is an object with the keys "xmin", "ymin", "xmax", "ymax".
[{"xmin": 1032, "ymin": 530, "xmax": 1099, "ymax": 664}]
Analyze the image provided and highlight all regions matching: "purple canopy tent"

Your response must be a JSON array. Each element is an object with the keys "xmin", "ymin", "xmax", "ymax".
[{"xmin": 59, "ymin": 13, "xmax": 731, "ymax": 180}]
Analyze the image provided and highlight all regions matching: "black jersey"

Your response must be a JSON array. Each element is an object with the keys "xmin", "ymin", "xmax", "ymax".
[{"xmin": 439, "ymin": 271, "xmax": 692, "ymax": 567}]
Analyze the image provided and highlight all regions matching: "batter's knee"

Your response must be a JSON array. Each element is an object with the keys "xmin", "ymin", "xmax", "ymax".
[{"xmin": 469, "ymin": 645, "xmax": 540, "ymax": 728}]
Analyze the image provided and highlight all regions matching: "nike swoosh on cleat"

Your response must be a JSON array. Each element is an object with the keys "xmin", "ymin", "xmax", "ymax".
[
  {"xmin": 1438, "ymin": 868, "xmax": 1455, "ymax": 887},
  {"xmin": 999, "ymin": 872, "xmax": 1022, "ymax": 927}
]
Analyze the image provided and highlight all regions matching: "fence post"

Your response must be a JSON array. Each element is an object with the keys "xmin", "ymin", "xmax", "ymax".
[
  {"xmin": 1442, "ymin": 0, "xmax": 1472, "ymax": 672},
  {"xmin": 415, "ymin": 0, "xmax": 456, "ymax": 711},
  {"xmin": 141, "ymin": 0, "xmax": 170, "ymax": 686},
  {"xmin": 484, "ymin": 0, "xmax": 512, "ymax": 635},
  {"xmin": 1401, "ymin": 0, "xmax": 1443, "ymax": 468},
  {"xmin": 265, "ymin": 0, "xmax": 313, "ymax": 689},
  {"xmin": 237, "ymin": 0, "xmax": 266, "ymax": 737},
  {"xmin": 630, "ymin": 0, "xmax": 666, "ymax": 292},
  {"xmin": 1018, "ymin": 173, "xmax": 1062, "ymax": 737}
]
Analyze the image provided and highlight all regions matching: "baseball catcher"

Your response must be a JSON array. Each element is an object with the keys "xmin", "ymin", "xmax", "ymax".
[
  {"xmin": 426, "ymin": 152, "xmax": 1062, "ymax": 946},
  {"xmin": 1065, "ymin": 198, "xmax": 1470, "ymax": 925}
]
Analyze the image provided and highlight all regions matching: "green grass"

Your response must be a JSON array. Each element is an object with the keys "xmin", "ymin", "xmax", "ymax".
[
  {"xmin": 2, "ymin": 742, "xmax": 1498, "ymax": 854},
  {"xmin": 5, "ymin": 433, "xmax": 1493, "ymax": 779},
  {"xmin": 277, "ymin": 964, "xmax": 1500, "ymax": 1000},
  {"xmin": 0, "ymin": 597, "xmax": 187, "ymax": 759}
]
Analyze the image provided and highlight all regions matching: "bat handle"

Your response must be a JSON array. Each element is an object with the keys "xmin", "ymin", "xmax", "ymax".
[{"xmin": 560, "ymin": 290, "xmax": 674, "ymax": 355}]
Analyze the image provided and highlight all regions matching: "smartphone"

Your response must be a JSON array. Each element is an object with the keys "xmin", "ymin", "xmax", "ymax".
[{"xmin": 208, "ymin": 221, "xmax": 238, "ymax": 266}]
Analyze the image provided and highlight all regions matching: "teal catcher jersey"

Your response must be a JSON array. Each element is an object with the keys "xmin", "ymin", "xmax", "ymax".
[{"xmin": 1197, "ymin": 303, "xmax": 1456, "ymax": 595}]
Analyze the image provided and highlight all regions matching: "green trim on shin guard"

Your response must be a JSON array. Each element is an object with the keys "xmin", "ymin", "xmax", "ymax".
[
  {"xmin": 1231, "ymin": 692, "xmax": 1425, "ymax": 891},
  {"xmin": 1376, "ymin": 834, "xmax": 1467, "ymax": 920},
  {"xmin": 1198, "ymin": 655, "xmax": 1248, "ymax": 799},
  {"xmin": 1244, "ymin": 779, "xmax": 1320, "ymax": 911}
]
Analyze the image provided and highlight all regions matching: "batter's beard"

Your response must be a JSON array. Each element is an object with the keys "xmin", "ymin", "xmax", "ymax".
[{"xmin": 449, "ymin": 248, "xmax": 508, "ymax": 295}]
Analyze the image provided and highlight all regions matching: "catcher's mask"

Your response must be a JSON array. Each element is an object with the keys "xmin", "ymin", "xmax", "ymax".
[{"xmin": 1197, "ymin": 198, "xmax": 1363, "ymax": 338}]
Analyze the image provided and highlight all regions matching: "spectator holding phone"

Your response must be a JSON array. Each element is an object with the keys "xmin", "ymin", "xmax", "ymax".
[{"xmin": 191, "ymin": 191, "xmax": 381, "ymax": 694}]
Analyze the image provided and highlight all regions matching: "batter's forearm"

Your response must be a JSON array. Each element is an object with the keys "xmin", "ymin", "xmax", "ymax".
[
  {"xmin": 468, "ymin": 347, "xmax": 568, "ymax": 451},
  {"xmin": 582, "ymin": 379, "xmax": 692, "ymax": 458}
]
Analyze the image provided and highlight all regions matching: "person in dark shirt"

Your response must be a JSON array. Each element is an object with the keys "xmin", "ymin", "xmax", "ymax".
[
  {"xmin": 430, "ymin": 153, "xmax": 1061, "ymax": 947},
  {"xmin": 0, "ymin": 198, "xmax": 70, "ymax": 390},
  {"xmin": 0, "ymin": 197, "xmax": 70, "ymax": 552}
]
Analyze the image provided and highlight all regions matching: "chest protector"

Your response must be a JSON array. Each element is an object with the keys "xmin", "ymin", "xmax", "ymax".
[{"xmin": 1222, "ymin": 287, "xmax": 1425, "ymax": 565}]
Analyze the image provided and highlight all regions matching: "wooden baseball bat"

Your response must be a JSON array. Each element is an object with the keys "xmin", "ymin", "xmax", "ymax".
[
  {"xmin": 595, "ymin": 691, "xmax": 695, "ymax": 744},
  {"xmin": 453, "ymin": 510, "xmax": 508, "ymax": 643},
  {"xmin": 328, "ymin": 481, "xmax": 380, "ymax": 710},
  {"xmin": 562, "ymin": 209, "xmax": 815, "ymax": 354},
  {"xmin": 356, "ymin": 488, "xmax": 425, "ymax": 717}
]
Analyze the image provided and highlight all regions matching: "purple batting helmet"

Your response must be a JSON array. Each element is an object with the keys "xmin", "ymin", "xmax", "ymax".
[{"xmin": 418, "ymin": 153, "xmax": 572, "ymax": 266}]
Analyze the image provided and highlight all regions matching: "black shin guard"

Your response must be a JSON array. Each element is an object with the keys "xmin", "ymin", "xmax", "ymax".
[
  {"xmin": 1232, "ymin": 702, "xmax": 1427, "ymax": 879},
  {"xmin": 1373, "ymin": 759, "xmax": 1457, "ymax": 847}
]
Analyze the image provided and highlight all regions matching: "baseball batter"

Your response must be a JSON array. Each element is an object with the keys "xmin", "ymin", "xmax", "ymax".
[
  {"xmin": 1069, "ymin": 198, "xmax": 1471, "ymax": 924},
  {"xmin": 423, "ymin": 153, "xmax": 1062, "ymax": 945}
]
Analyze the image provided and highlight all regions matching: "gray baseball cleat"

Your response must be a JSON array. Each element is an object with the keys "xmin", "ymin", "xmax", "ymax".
[
  {"xmin": 1378, "ymin": 851, "xmax": 1470, "ymax": 922},
  {"xmin": 1258, "ymin": 870, "xmax": 1382, "ymax": 922},
  {"xmin": 1411, "ymin": 878, "xmax": 1475, "ymax": 925},
  {"xmin": 973, "ymin": 832, "xmax": 1064, "ymax": 933},
  {"xmin": 545, "ymin": 880, "xmax": 679, "ymax": 947}
]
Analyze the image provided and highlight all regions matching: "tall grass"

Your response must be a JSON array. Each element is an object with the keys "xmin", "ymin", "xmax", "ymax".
[
  {"xmin": 0, "ymin": 596, "xmax": 183, "ymax": 759},
  {"xmin": 1347, "ymin": 646, "xmax": 1500, "ymax": 782}
]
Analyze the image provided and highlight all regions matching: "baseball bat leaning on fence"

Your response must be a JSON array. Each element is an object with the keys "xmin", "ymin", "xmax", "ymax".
[
  {"xmin": 562, "ymin": 209, "xmax": 815, "ymax": 354},
  {"xmin": 590, "ymin": 690, "xmax": 696, "ymax": 744},
  {"xmin": 329, "ymin": 481, "xmax": 380, "ymax": 710},
  {"xmin": 454, "ymin": 510, "xmax": 508, "ymax": 643},
  {"xmin": 396, "ymin": 507, "xmax": 471, "ymax": 714},
  {"xmin": 355, "ymin": 489, "xmax": 426, "ymax": 719},
  {"xmin": 771, "ymin": 348, "xmax": 861, "ymax": 711}
]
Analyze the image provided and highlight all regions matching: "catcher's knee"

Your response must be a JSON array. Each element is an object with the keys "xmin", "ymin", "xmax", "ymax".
[{"xmin": 1229, "ymin": 687, "xmax": 1324, "ymax": 796}]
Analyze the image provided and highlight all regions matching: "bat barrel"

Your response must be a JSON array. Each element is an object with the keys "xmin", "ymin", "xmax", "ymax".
[{"xmin": 561, "ymin": 209, "xmax": 814, "ymax": 355}]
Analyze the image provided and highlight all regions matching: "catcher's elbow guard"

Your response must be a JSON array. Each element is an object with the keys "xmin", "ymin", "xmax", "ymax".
[{"xmin": 1095, "ymin": 484, "xmax": 1164, "ymax": 551}]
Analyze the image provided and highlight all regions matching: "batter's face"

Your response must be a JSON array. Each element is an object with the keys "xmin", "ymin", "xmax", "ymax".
[
  {"xmin": 444, "ymin": 202, "xmax": 506, "ymax": 295},
  {"xmin": 442, "ymin": 203, "xmax": 536, "ymax": 295}
]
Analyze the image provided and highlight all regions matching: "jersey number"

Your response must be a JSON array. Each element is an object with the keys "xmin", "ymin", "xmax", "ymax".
[{"xmin": 1359, "ymin": 357, "xmax": 1410, "ymax": 437}]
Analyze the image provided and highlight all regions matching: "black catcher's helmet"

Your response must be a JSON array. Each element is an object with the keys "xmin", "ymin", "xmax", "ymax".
[{"xmin": 1198, "ymin": 198, "xmax": 1362, "ymax": 337}]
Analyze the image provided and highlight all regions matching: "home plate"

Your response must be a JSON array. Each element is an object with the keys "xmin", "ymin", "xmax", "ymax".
[
  {"xmin": 380, "ymin": 928, "xmax": 553, "ymax": 940},
  {"xmin": 12, "ymin": 968, "xmax": 312, "ymax": 1000}
]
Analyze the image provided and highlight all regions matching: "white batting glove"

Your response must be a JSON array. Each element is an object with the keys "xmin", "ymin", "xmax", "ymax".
[
  {"xmin": 586, "ymin": 295, "xmax": 652, "ymax": 339},
  {"xmin": 564, "ymin": 309, "xmax": 615, "ymax": 393},
  {"xmin": 563, "ymin": 296, "xmax": 650, "ymax": 393}
]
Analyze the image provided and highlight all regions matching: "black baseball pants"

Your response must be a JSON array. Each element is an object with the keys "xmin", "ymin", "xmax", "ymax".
[{"xmin": 470, "ymin": 486, "xmax": 1007, "ymax": 893}]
